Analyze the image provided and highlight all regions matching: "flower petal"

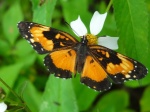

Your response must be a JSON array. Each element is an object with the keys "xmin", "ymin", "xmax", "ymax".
[
  {"xmin": 0, "ymin": 102, "xmax": 7, "ymax": 112},
  {"xmin": 70, "ymin": 16, "xmax": 87, "ymax": 36},
  {"xmin": 90, "ymin": 11, "xmax": 107, "ymax": 35},
  {"xmin": 98, "ymin": 36, "xmax": 119, "ymax": 50}
]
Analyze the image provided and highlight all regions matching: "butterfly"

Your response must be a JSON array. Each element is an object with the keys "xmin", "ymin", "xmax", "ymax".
[{"xmin": 17, "ymin": 21, "xmax": 148, "ymax": 92}]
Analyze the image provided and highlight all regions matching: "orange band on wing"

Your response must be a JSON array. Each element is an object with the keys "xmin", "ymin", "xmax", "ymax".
[
  {"xmin": 30, "ymin": 26, "xmax": 54, "ymax": 51},
  {"xmin": 82, "ymin": 56, "xmax": 107, "ymax": 82},
  {"xmin": 50, "ymin": 49, "xmax": 76, "ymax": 74},
  {"xmin": 106, "ymin": 53, "xmax": 134, "ymax": 75}
]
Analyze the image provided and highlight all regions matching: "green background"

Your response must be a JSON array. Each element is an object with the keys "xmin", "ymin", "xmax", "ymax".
[{"xmin": 0, "ymin": 0, "xmax": 150, "ymax": 112}]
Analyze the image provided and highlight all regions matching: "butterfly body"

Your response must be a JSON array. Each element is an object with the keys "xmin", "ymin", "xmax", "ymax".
[
  {"xmin": 17, "ymin": 21, "xmax": 148, "ymax": 91},
  {"xmin": 74, "ymin": 36, "xmax": 89, "ymax": 73}
]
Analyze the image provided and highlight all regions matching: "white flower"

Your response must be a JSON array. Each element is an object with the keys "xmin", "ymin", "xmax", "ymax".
[
  {"xmin": 70, "ymin": 11, "xmax": 119, "ymax": 50},
  {"xmin": 0, "ymin": 102, "xmax": 7, "ymax": 112}
]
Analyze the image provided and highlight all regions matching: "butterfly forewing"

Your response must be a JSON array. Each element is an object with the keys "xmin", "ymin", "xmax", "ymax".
[
  {"xmin": 89, "ymin": 45, "xmax": 148, "ymax": 84},
  {"xmin": 17, "ymin": 21, "xmax": 78, "ymax": 54}
]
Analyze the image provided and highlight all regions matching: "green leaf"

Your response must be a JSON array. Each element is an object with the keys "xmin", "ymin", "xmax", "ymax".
[
  {"xmin": 73, "ymin": 75, "xmax": 99, "ymax": 111},
  {"xmin": 113, "ymin": 0, "xmax": 150, "ymax": 87},
  {"xmin": 140, "ymin": 86, "xmax": 150, "ymax": 112},
  {"xmin": 31, "ymin": 0, "xmax": 57, "ymax": 25},
  {"xmin": 122, "ymin": 109, "xmax": 135, "ymax": 112},
  {"xmin": 101, "ymin": 13, "xmax": 118, "ymax": 36},
  {"xmin": 0, "ymin": 63, "xmax": 23, "ymax": 93},
  {"xmin": 92, "ymin": 90, "xmax": 129, "ymax": 112},
  {"xmin": 2, "ymin": 1, "xmax": 23, "ymax": 45},
  {"xmin": 0, "ymin": 39, "xmax": 10, "ymax": 56},
  {"xmin": 76, "ymin": 87, "xmax": 98, "ymax": 111},
  {"xmin": 60, "ymin": 0, "xmax": 89, "ymax": 22},
  {"xmin": 19, "ymin": 53, "xmax": 37, "ymax": 68},
  {"xmin": 113, "ymin": 0, "xmax": 149, "ymax": 59},
  {"xmin": 40, "ymin": 75, "xmax": 78, "ymax": 112},
  {"xmin": 124, "ymin": 79, "xmax": 147, "ymax": 88},
  {"xmin": 21, "ymin": 80, "xmax": 42, "ymax": 112},
  {"xmin": 15, "ymin": 39, "xmax": 33, "ymax": 57}
]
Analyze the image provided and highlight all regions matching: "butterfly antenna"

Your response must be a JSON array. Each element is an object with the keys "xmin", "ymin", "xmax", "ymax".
[{"xmin": 64, "ymin": 21, "xmax": 80, "ymax": 37}]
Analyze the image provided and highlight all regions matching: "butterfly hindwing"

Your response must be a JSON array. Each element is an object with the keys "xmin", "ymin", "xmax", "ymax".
[
  {"xmin": 90, "ymin": 45, "xmax": 148, "ymax": 84},
  {"xmin": 44, "ymin": 49, "xmax": 77, "ymax": 78},
  {"xmin": 81, "ymin": 55, "xmax": 111, "ymax": 91},
  {"xmin": 17, "ymin": 21, "xmax": 78, "ymax": 54}
]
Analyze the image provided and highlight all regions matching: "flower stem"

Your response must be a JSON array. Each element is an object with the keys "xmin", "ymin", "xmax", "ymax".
[
  {"xmin": 106, "ymin": 0, "xmax": 113, "ymax": 12},
  {"xmin": 0, "ymin": 78, "xmax": 22, "ymax": 101},
  {"xmin": 0, "ymin": 78, "xmax": 31, "ymax": 112}
]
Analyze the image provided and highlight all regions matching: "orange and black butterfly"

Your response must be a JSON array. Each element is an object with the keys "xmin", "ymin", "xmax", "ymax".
[{"xmin": 17, "ymin": 21, "xmax": 148, "ymax": 92}]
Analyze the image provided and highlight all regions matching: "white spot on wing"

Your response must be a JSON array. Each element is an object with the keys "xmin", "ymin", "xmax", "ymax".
[
  {"xmin": 125, "ymin": 74, "xmax": 131, "ymax": 78},
  {"xmin": 41, "ymin": 48, "xmax": 44, "ymax": 51},
  {"xmin": 133, "ymin": 75, "xmax": 136, "ymax": 78},
  {"xmin": 30, "ymin": 39, "xmax": 35, "ymax": 43}
]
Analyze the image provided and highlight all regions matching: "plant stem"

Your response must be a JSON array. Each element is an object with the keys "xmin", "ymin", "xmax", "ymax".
[
  {"xmin": 106, "ymin": 0, "xmax": 113, "ymax": 12},
  {"xmin": 0, "ymin": 78, "xmax": 31, "ymax": 112},
  {"xmin": 0, "ymin": 78, "xmax": 22, "ymax": 102}
]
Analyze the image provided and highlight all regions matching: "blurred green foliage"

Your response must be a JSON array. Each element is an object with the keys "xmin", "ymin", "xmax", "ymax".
[{"xmin": 0, "ymin": 0, "xmax": 150, "ymax": 112}]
